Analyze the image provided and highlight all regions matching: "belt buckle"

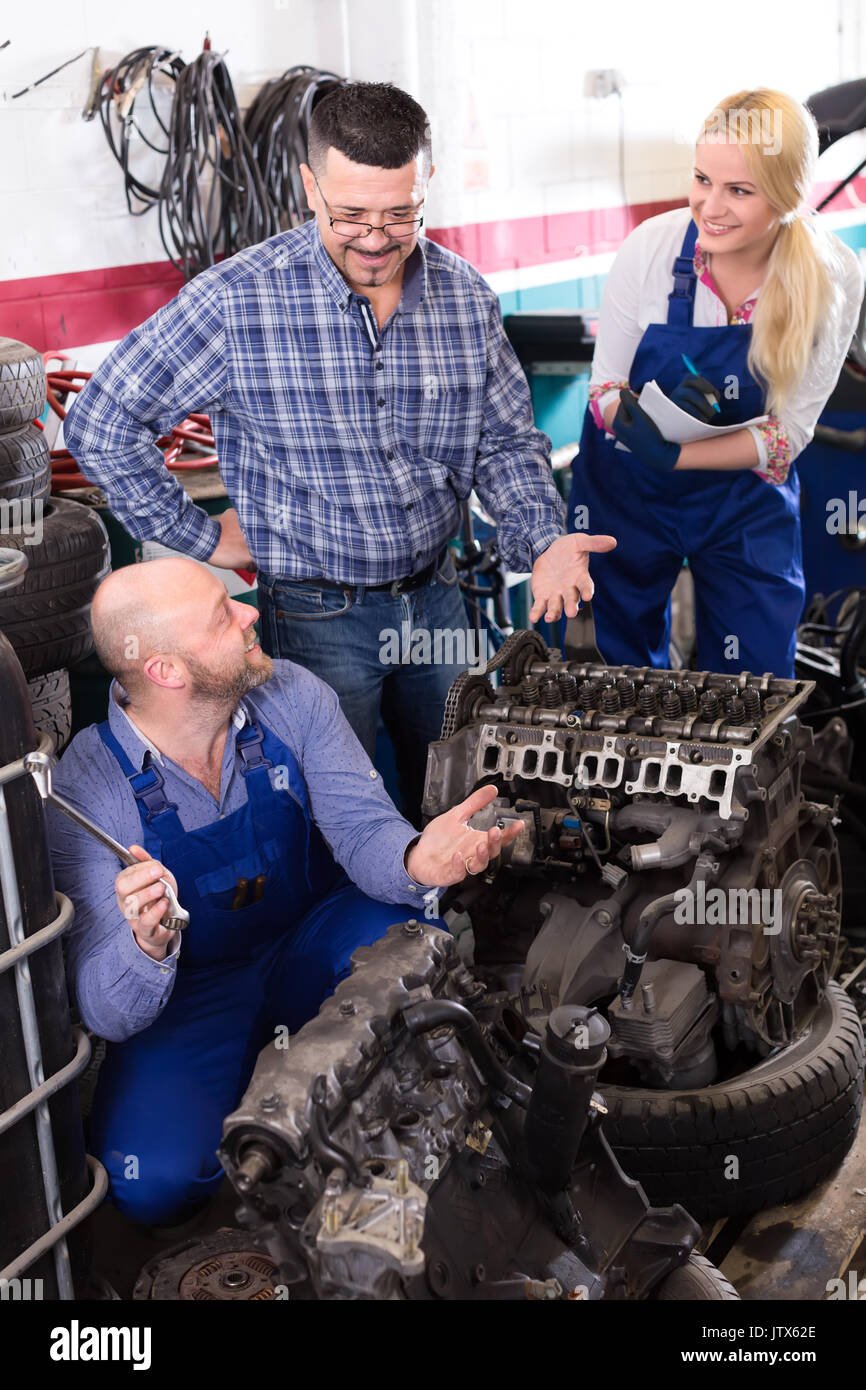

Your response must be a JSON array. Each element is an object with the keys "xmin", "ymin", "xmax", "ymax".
[{"xmin": 389, "ymin": 576, "xmax": 409, "ymax": 597}]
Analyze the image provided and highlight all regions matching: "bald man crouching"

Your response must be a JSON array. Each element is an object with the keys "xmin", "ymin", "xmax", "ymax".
[{"xmin": 47, "ymin": 558, "xmax": 518, "ymax": 1228}]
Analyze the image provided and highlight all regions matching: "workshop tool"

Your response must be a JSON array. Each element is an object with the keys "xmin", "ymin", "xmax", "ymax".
[{"xmin": 24, "ymin": 750, "xmax": 190, "ymax": 932}]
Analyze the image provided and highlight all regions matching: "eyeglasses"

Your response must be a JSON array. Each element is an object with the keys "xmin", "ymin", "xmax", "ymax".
[{"xmin": 313, "ymin": 175, "xmax": 424, "ymax": 241}]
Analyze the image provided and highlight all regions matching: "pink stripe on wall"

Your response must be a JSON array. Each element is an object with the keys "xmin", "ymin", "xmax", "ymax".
[
  {"xmin": 426, "ymin": 197, "xmax": 681, "ymax": 271},
  {"xmin": 0, "ymin": 261, "xmax": 186, "ymax": 356},
  {"xmin": 2, "ymin": 175, "xmax": 864, "ymax": 353}
]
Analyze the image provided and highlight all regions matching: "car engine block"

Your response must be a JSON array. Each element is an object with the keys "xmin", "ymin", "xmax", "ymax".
[
  {"xmin": 219, "ymin": 920, "xmax": 701, "ymax": 1300},
  {"xmin": 422, "ymin": 632, "xmax": 842, "ymax": 1077}
]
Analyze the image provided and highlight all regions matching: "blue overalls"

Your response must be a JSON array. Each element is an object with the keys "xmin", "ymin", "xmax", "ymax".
[
  {"xmin": 569, "ymin": 219, "xmax": 805, "ymax": 677},
  {"xmin": 90, "ymin": 716, "xmax": 414, "ymax": 1225}
]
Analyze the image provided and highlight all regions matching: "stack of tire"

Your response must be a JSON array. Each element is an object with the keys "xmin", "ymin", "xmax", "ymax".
[{"xmin": 0, "ymin": 338, "xmax": 110, "ymax": 751}]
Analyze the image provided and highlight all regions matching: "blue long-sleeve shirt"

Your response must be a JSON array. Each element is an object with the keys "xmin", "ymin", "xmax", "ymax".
[
  {"xmin": 47, "ymin": 661, "xmax": 433, "ymax": 1043},
  {"xmin": 61, "ymin": 220, "xmax": 564, "ymax": 583}
]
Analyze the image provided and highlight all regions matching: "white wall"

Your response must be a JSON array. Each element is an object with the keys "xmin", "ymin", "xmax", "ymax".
[{"xmin": 2, "ymin": 0, "xmax": 865, "ymax": 326}]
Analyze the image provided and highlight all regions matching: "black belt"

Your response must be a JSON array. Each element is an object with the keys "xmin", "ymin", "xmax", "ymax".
[{"xmin": 307, "ymin": 548, "xmax": 446, "ymax": 597}]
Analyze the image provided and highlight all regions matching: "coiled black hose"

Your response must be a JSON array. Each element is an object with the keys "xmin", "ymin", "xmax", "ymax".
[
  {"xmin": 97, "ymin": 46, "xmax": 185, "ymax": 216},
  {"xmin": 244, "ymin": 66, "xmax": 344, "ymax": 231},
  {"xmin": 159, "ymin": 48, "xmax": 277, "ymax": 279},
  {"xmin": 98, "ymin": 42, "xmax": 280, "ymax": 279}
]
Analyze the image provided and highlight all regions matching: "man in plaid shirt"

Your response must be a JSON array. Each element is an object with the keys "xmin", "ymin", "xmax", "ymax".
[{"xmin": 65, "ymin": 82, "xmax": 614, "ymax": 821}]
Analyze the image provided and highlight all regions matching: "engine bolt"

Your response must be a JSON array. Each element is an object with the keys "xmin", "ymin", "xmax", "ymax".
[
  {"xmin": 395, "ymin": 1159, "xmax": 410, "ymax": 1196},
  {"xmin": 521, "ymin": 675, "xmax": 540, "ymax": 705},
  {"xmin": 403, "ymin": 920, "xmax": 422, "ymax": 936},
  {"xmin": 260, "ymin": 1094, "xmax": 279, "ymax": 1112},
  {"xmin": 339, "ymin": 999, "xmax": 357, "ymax": 1017},
  {"xmin": 677, "ymin": 681, "xmax": 698, "ymax": 712},
  {"xmin": 641, "ymin": 982, "xmax": 656, "ymax": 1013}
]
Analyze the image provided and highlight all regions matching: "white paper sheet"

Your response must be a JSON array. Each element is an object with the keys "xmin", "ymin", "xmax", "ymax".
[{"xmin": 636, "ymin": 378, "xmax": 768, "ymax": 442}]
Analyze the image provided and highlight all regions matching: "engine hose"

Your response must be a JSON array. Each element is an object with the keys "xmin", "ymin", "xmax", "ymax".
[
  {"xmin": 401, "ymin": 1000, "xmax": 531, "ymax": 1107},
  {"xmin": 306, "ymin": 1074, "xmax": 366, "ymax": 1187},
  {"xmin": 619, "ymin": 855, "xmax": 720, "ymax": 1005}
]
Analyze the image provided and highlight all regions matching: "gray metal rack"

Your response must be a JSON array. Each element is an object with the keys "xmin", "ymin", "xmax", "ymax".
[{"xmin": 0, "ymin": 547, "xmax": 107, "ymax": 1299}]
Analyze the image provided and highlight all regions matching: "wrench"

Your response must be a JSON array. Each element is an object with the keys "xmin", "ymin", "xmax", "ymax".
[{"xmin": 25, "ymin": 749, "xmax": 190, "ymax": 932}]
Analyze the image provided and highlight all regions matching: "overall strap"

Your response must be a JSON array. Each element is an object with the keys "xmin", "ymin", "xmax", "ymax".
[
  {"xmin": 235, "ymin": 720, "xmax": 274, "ymax": 774},
  {"xmin": 667, "ymin": 219, "xmax": 700, "ymax": 328},
  {"xmin": 97, "ymin": 721, "xmax": 186, "ymax": 842},
  {"xmin": 242, "ymin": 718, "xmax": 311, "ymax": 814},
  {"xmin": 245, "ymin": 717, "xmax": 317, "ymax": 891}
]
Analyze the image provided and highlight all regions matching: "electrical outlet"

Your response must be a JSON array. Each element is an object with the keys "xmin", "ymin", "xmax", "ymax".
[{"xmin": 584, "ymin": 69, "xmax": 624, "ymax": 99}]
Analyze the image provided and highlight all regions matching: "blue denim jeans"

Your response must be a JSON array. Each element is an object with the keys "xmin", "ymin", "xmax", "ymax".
[{"xmin": 256, "ymin": 551, "xmax": 475, "ymax": 823}]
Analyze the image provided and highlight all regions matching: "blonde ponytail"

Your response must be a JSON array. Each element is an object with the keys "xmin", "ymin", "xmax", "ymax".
[
  {"xmin": 698, "ymin": 89, "xmax": 842, "ymax": 414},
  {"xmin": 748, "ymin": 213, "xmax": 835, "ymax": 412}
]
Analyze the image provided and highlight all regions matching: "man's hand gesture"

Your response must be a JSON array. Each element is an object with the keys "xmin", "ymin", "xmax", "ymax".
[
  {"xmin": 529, "ymin": 532, "xmax": 617, "ymax": 624},
  {"xmin": 405, "ymin": 784, "xmax": 523, "ymax": 886}
]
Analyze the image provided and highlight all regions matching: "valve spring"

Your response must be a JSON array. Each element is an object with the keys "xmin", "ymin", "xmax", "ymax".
[
  {"xmin": 661, "ymin": 689, "xmax": 682, "ymax": 718},
  {"xmin": 700, "ymin": 690, "xmax": 721, "ymax": 719},
  {"xmin": 616, "ymin": 676, "xmax": 636, "ymax": 706},
  {"xmin": 720, "ymin": 680, "xmax": 739, "ymax": 697},
  {"xmin": 578, "ymin": 679, "xmax": 599, "ymax": 708},
  {"xmin": 677, "ymin": 681, "xmax": 698, "ymax": 712},
  {"xmin": 637, "ymin": 685, "xmax": 658, "ymax": 716},
  {"xmin": 521, "ymin": 676, "xmax": 540, "ymax": 706},
  {"xmin": 741, "ymin": 687, "xmax": 762, "ymax": 720},
  {"xmin": 558, "ymin": 672, "xmax": 578, "ymax": 702},
  {"xmin": 540, "ymin": 677, "xmax": 562, "ymax": 708},
  {"xmin": 724, "ymin": 694, "xmax": 746, "ymax": 724},
  {"xmin": 600, "ymin": 684, "xmax": 621, "ymax": 713}
]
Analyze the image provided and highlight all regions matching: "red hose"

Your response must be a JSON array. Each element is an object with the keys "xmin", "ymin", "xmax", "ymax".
[{"xmin": 44, "ymin": 359, "xmax": 219, "ymax": 492}]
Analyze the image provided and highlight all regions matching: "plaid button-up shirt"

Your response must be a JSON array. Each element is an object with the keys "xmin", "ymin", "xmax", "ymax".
[{"xmin": 63, "ymin": 220, "xmax": 565, "ymax": 583}]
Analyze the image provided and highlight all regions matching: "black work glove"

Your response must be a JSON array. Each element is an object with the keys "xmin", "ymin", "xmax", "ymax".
[
  {"xmin": 670, "ymin": 373, "xmax": 722, "ymax": 423},
  {"xmin": 612, "ymin": 389, "xmax": 681, "ymax": 473}
]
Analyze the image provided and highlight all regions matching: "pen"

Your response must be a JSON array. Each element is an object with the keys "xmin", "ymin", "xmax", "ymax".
[{"xmin": 681, "ymin": 353, "xmax": 721, "ymax": 412}]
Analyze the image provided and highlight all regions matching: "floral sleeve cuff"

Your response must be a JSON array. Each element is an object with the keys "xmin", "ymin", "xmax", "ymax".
[
  {"xmin": 589, "ymin": 380, "xmax": 630, "ymax": 433},
  {"xmin": 748, "ymin": 416, "xmax": 791, "ymax": 485}
]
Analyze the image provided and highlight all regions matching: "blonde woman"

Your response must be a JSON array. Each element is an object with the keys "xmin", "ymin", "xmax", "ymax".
[{"xmin": 569, "ymin": 88, "xmax": 864, "ymax": 677}]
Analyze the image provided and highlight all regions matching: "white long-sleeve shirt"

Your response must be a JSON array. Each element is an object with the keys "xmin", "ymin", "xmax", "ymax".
[{"xmin": 588, "ymin": 205, "xmax": 864, "ymax": 484}]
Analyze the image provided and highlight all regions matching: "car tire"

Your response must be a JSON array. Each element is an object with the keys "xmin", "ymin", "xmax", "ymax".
[
  {"xmin": 650, "ymin": 1252, "xmax": 740, "ymax": 1300},
  {"xmin": 27, "ymin": 668, "xmax": 72, "ymax": 753},
  {"xmin": 0, "ymin": 423, "xmax": 51, "ymax": 503},
  {"xmin": 0, "ymin": 497, "xmax": 110, "ymax": 678},
  {"xmin": 600, "ymin": 982, "xmax": 864, "ymax": 1220},
  {"xmin": 0, "ymin": 338, "xmax": 47, "ymax": 430}
]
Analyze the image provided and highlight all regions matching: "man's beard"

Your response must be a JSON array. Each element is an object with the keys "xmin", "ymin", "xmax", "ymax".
[
  {"xmin": 184, "ymin": 648, "xmax": 274, "ymax": 705},
  {"xmin": 340, "ymin": 242, "xmax": 404, "ymax": 284}
]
